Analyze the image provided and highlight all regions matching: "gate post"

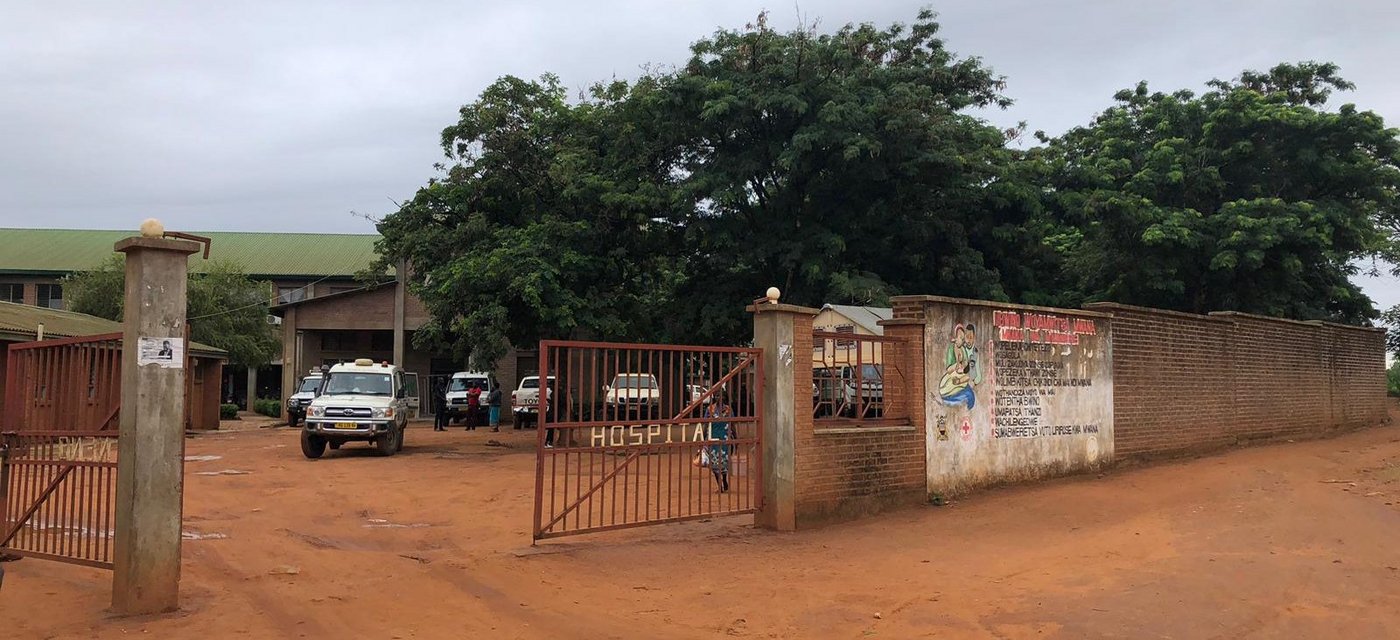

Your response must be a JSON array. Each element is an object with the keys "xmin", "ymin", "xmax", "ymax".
[
  {"xmin": 750, "ymin": 296, "xmax": 817, "ymax": 532},
  {"xmin": 111, "ymin": 225, "xmax": 199, "ymax": 615}
]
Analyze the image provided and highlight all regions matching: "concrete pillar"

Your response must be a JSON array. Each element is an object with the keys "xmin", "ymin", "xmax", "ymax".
[
  {"xmin": 750, "ymin": 301, "xmax": 818, "ymax": 532},
  {"xmin": 245, "ymin": 366, "xmax": 257, "ymax": 411},
  {"xmin": 112, "ymin": 235, "xmax": 199, "ymax": 615},
  {"xmin": 393, "ymin": 260, "xmax": 407, "ymax": 366}
]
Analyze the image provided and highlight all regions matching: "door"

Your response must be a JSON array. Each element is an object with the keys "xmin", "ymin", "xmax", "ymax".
[{"xmin": 403, "ymin": 372, "xmax": 420, "ymax": 419}]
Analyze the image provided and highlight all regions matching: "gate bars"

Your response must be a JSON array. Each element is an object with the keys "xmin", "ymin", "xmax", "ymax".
[
  {"xmin": 533, "ymin": 341, "xmax": 763, "ymax": 540},
  {"xmin": 1, "ymin": 333, "xmax": 123, "ymax": 569}
]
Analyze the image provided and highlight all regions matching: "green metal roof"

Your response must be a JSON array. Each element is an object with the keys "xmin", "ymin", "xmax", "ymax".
[
  {"xmin": 0, "ymin": 228, "xmax": 383, "ymax": 278},
  {"xmin": 0, "ymin": 301, "xmax": 224, "ymax": 356}
]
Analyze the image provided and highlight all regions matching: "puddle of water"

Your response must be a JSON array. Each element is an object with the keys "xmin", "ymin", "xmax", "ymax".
[
  {"xmin": 194, "ymin": 469, "xmax": 252, "ymax": 476},
  {"xmin": 185, "ymin": 455, "xmax": 223, "ymax": 462},
  {"xmin": 183, "ymin": 530, "xmax": 229, "ymax": 540}
]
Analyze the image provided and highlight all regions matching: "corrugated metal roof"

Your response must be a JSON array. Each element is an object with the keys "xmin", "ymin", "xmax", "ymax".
[
  {"xmin": 0, "ymin": 301, "xmax": 225, "ymax": 356},
  {"xmin": 0, "ymin": 228, "xmax": 382, "ymax": 277},
  {"xmin": 821, "ymin": 304, "xmax": 893, "ymax": 335}
]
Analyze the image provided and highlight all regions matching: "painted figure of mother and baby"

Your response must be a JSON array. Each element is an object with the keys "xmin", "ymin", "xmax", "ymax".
[{"xmin": 938, "ymin": 323, "xmax": 982, "ymax": 409}]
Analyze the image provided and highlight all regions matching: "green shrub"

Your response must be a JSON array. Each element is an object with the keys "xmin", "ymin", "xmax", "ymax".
[
  {"xmin": 254, "ymin": 398, "xmax": 282, "ymax": 418},
  {"xmin": 219, "ymin": 403, "xmax": 239, "ymax": 420}
]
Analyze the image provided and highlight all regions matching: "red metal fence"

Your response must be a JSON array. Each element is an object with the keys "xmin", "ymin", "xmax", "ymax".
[
  {"xmin": 534, "ymin": 340, "xmax": 762, "ymax": 540},
  {"xmin": 812, "ymin": 331, "xmax": 909, "ymax": 425},
  {"xmin": 1, "ymin": 334, "xmax": 122, "ymax": 569}
]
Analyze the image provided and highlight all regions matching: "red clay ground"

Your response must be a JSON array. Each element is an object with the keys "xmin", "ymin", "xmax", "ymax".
[{"xmin": 4, "ymin": 411, "xmax": 1400, "ymax": 639}]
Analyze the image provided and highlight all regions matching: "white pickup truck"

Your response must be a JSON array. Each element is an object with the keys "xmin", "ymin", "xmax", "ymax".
[
  {"xmin": 511, "ymin": 375, "xmax": 554, "ymax": 429},
  {"xmin": 604, "ymin": 373, "xmax": 661, "ymax": 419}
]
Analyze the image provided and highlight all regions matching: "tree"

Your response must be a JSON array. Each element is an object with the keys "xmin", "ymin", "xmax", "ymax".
[
  {"xmin": 1388, "ymin": 360, "xmax": 1400, "ymax": 397},
  {"xmin": 375, "ymin": 73, "xmax": 684, "ymax": 367},
  {"xmin": 64, "ymin": 256, "xmax": 281, "ymax": 368},
  {"xmin": 376, "ymin": 10, "xmax": 1052, "ymax": 363},
  {"xmin": 1036, "ymin": 62, "xmax": 1400, "ymax": 323},
  {"xmin": 659, "ymin": 10, "xmax": 1052, "ymax": 341}
]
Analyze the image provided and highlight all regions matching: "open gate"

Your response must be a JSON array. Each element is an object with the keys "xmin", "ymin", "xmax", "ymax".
[
  {"xmin": 1, "ymin": 333, "xmax": 122, "ymax": 569},
  {"xmin": 533, "ymin": 341, "xmax": 762, "ymax": 540}
]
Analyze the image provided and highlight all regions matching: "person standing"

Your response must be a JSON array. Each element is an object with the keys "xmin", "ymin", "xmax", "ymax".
[
  {"xmin": 487, "ymin": 379, "xmax": 502, "ymax": 432},
  {"xmin": 705, "ymin": 398, "xmax": 733, "ymax": 493},
  {"xmin": 433, "ymin": 379, "xmax": 449, "ymax": 431},
  {"xmin": 465, "ymin": 383, "xmax": 482, "ymax": 431}
]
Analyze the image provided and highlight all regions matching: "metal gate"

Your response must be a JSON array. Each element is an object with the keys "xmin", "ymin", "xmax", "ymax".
[
  {"xmin": 1, "ymin": 333, "xmax": 122, "ymax": 569},
  {"xmin": 533, "ymin": 341, "xmax": 762, "ymax": 540}
]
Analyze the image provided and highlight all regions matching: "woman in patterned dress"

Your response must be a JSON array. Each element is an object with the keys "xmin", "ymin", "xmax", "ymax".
[{"xmin": 706, "ymin": 398, "xmax": 733, "ymax": 492}]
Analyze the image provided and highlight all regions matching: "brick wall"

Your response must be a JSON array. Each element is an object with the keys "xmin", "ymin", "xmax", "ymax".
[
  {"xmin": 792, "ymin": 313, "xmax": 927, "ymax": 527},
  {"xmin": 1087, "ymin": 303, "xmax": 1386, "ymax": 458}
]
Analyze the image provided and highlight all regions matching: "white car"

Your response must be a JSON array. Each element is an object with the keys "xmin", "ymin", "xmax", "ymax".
[
  {"xmin": 302, "ymin": 359, "xmax": 419, "ymax": 458},
  {"xmin": 511, "ymin": 375, "xmax": 554, "ymax": 428},
  {"xmin": 605, "ymin": 373, "xmax": 661, "ymax": 418},
  {"xmin": 284, "ymin": 372, "xmax": 323, "ymax": 427}
]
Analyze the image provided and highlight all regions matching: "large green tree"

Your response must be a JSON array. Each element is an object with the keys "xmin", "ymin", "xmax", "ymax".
[
  {"xmin": 377, "ymin": 10, "xmax": 1051, "ymax": 363},
  {"xmin": 64, "ymin": 256, "xmax": 281, "ymax": 368},
  {"xmin": 658, "ymin": 11, "xmax": 1053, "ymax": 341},
  {"xmin": 1036, "ymin": 62, "xmax": 1400, "ymax": 322}
]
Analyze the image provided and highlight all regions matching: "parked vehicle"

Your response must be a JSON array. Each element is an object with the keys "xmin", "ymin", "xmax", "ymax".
[
  {"xmin": 284, "ymin": 371, "xmax": 323, "ymax": 427},
  {"xmin": 444, "ymin": 371, "xmax": 492, "ymax": 424},
  {"xmin": 813, "ymin": 364, "xmax": 883, "ymax": 418},
  {"xmin": 301, "ymin": 359, "xmax": 419, "ymax": 458},
  {"xmin": 686, "ymin": 384, "xmax": 714, "ymax": 407},
  {"xmin": 604, "ymin": 373, "xmax": 661, "ymax": 419},
  {"xmin": 511, "ymin": 375, "xmax": 555, "ymax": 429}
]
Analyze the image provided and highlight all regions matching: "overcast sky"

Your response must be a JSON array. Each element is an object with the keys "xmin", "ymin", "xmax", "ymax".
[{"xmin": 2, "ymin": 1, "xmax": 1399, "ymax": 310}]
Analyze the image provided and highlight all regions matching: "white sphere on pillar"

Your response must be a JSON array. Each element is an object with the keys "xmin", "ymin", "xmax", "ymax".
[
  {"xmin": 766, "ymin": 287, "xmax": 781, "ymax": 304},
  {"xmin": 140, "ymin": 218, "xmax": 165, "ymax": 238}
]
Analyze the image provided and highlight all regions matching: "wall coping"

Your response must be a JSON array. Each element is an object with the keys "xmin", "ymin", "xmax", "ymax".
[
  {"xmin": 813, "ymin": 425, "xmax": 917, "ymax": 435},
  {"xmin": 877, "ymin": 318, "xmax": 927, "ymax": 327},
  {"xmin": 893, "ymin": 295, "xmax": 1113, "ymax": 319},
  {"xmin": 1208, "ymin": 310, "xmax": 1386, "ymax": 333},
  {"xmin": 747, "ymin": 302, "xmax": 819, "ymax": 315},
  {"xmin": 1083, "ymin": 301, "xmax": 1235, "ymax": 324}
]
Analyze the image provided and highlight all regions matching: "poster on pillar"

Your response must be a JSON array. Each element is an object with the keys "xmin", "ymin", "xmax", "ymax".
[
  {"xmin": 924, "ymin": 299, "xmax": 1113, "ymax": 496},
  {"xmin": 138, "ymin": 337, "xmax": 185, "ymax": 369}
]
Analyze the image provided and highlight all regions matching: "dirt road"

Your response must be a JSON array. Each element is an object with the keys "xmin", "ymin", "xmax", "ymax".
[{"xmin": 4, "ymin": 417, "xmax": 1400, "ymax": 639}]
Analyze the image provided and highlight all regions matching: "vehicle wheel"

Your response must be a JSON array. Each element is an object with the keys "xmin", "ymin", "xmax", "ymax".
[
  {"xmin": 375, "ymin": 429, "xmax": 399, "ymax": 456},
  {"xmin": 301, "ymin": 431, "xmax": 326, "ymax": 459},
  {"xmin": 288, "ymin": 414, "xmax": 300, "ymax": 428}
]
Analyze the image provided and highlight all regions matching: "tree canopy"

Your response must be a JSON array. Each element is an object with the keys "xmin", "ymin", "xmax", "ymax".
[
  {"xmin": 1035, "ymin": 62, "xmax": 1400, "ymax": 322},
  {"xmin": 65, "ymin": 256, "xmax": 281, "ymax": 368},
  {"xmin": 375, "ymin": 11, "xmax": 1400, "ymax": 366}
]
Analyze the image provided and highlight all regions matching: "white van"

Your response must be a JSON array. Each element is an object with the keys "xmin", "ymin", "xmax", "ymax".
[
  {"xmin": 302, "ymin": 359, "xmax": 419, "ymax": 458},
  {"xmin": 444, "ymin": 371, "xmax": 493, "ymax": 424}
]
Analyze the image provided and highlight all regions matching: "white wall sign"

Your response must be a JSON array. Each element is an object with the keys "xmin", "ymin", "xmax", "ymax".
[{"xmin": 138, "ymin": 337, "xmax": 184, "ymax": 368}]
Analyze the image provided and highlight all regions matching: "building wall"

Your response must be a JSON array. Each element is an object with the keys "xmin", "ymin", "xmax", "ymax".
[
  {"xmin": 899, "ymin": 297, "xmax": 1115, "ymax": 498},
  {"xmin": 1086, "ymin": 303, "xmax": 1387, "ymax": 458},
  {"xmin": 791, "ymin": 313, "xmax": 927, "ymax": 527}
]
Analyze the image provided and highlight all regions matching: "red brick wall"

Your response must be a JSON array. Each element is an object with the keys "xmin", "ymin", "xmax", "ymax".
[
  {"xmin": 792, "ymin": 313, "xmax": 927, "ymax": 527},
  {"xmin": 1087, "ymin": 303, "xmax": 1386, "ymax": 458}
]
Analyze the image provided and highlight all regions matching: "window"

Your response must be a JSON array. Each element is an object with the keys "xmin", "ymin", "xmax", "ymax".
[
  {"xmin": 0, "ymin": 283, "xmax": 22, "ymax": 303},
  {"xmin": 37, "ymin": 284, "xmax": 63, "ymax": 309},
  {"xmin": 834, "ymin": 325, "xmax": 855, "ymax": 349},
  {"xmin": 276, "ymin": 286, "xmax": 306, "ymax": 304},
  {"xmin": 369, "ymin": 331, "xmax": 393, "ymax": 352},
  {"xmin": 321, "ymin": 332, "xmax": 359, "ymax": 351},
  {"xmin": 323, "ymin": 372, "xmax": 393, "ymax": 396}
]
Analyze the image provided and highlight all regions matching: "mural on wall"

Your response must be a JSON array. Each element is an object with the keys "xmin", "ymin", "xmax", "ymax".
[
  {"xmin": 938, "ymin": 323, "xmax": 983, "ymax": 408},
  {"xmin": 924, "ymin": 299, "xmax": 1114, "ymax": 497}
]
